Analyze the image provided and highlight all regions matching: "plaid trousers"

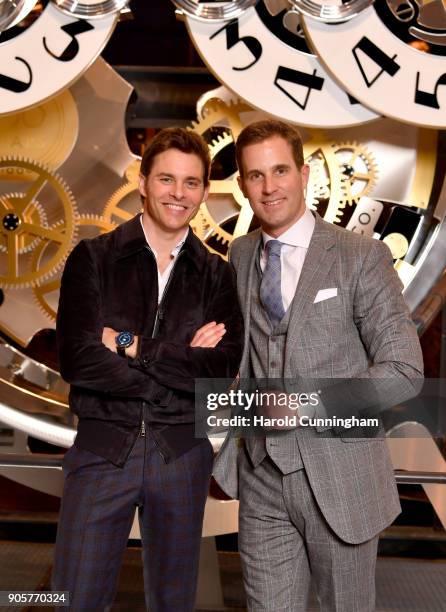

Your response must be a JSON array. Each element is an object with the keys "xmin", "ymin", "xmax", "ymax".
[{"xmin": 52, "ymin": 432, "xmax": 213, "ymax": 611}]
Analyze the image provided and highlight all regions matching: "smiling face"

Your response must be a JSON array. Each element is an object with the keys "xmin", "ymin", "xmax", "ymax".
[
  {"xmin": 139, "ymin": 148, "xmax": 209, "ymax": 238},
  {"xmin": 238, "ymin": 135, "xmax": 309, "ymax": 238}
]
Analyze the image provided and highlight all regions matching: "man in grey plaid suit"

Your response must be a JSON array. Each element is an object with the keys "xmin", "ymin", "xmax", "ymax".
[{"xmin": 213, "ymin": 120, "xmax": 423, "ymax": 611}]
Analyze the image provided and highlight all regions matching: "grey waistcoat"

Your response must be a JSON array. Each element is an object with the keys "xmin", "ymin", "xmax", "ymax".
[{"xmin": 246, "ymin": 257, "xmax": 304, "ymax": 474}]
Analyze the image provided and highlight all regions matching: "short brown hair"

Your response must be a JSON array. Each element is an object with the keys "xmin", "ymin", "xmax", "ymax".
[
  {"xmin": 236, "ymin": 119, "xmax": 304, "ymax": 175},
  {"xmin": 140, "ymin": 127, "xmax": 211, "ymax": 187}
]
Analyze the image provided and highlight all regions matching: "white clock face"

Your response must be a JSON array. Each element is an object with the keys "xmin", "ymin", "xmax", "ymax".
[
  {"xmin": 185, "ymin": 1, "xmax": 378, "ymax": 128},
  {"xmin": 0, "ymin": 1, "xmax": 116, "ymax": 115},
  {"xmin": 302, "ymin": 2, "xmax": 446, "ymax": 128}
]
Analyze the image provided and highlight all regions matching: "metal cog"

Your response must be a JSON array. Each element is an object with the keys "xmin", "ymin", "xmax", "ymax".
[
  {"xmin": 0, "ymin": 193, "xmax": 48, "ymax": 254},
  {"xmin": 189, "ymin": 99, "xmax": 251, "ymax": 138},
  {"xmin": 209, "ymin": 131, "xmax": 233, "ymax": 157},
  {"xmin": 0, "ymin": 156, "xmax": 78, "ymax": 289},
  {"xmin": 190, "ymin": 131, "xmax": 241, "ymax": 246},
  {"xmin": 102, "ymin": 167, "xmax": 142, "ymax": 225},
  {"xmin": 124, "ymin": 158, "xmax": 141, "ymax": 185},
  {"xmin": 189, "ymin": 101, "xmax": 254, "ymax": 256},
  {"xmin": 331, "ymin": 141, "xmax": 378, "ymax": 207},
  {"xmin": 305, "ymin": 156, "xmax": 330, "ymax": 211},
  {"xmin": 303, "ymin": 135, "xmax": 349, "ymax": 224},
  {"xmin": 32, "ymin": 214, "xmax": 118, "ymax": 321}
]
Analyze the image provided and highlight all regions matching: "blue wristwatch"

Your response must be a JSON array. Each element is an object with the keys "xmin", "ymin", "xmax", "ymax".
[{"xmin": 115, "ymin": 331, "xmax": 134, "ymax": 357}]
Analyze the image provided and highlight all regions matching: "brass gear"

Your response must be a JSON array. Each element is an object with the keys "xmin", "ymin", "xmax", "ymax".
[
  {"xmin": 0, "ymin": 193, "xmax": 48, "ymax": 254},
  {"xmin": 189, "ymin": 102, "xmax": 254, "ymax": 254},
  {"xmin": 0, "ymin": 89, "xmax": 79, "ymax": 175},
  {"xmin": 191, "ymin": 131, "xmax": 248, "ymax": 247},
  {"xmin": 190, "ymin": 102, "xmax": 350, "ymax": 250},
  {"xmin": 303, "ymin": 134, "xmax": 348, "ymax": 224},
  {"xmin": 124, "ymin": 158, "xmax": 141, "ymax": 184},
  {"xmin": 32, "ymin": 214, "xmax": 118, "ymax": 321},
  {"xmin": 0, "ymin": 157, "xmax": 77, "ymax": 289},
  {"xmin": 305, "ymin": 157, "xmax": 330, "ymax": 209},
  {"xmin": 331, "ymin": 141, "xmax": 378, "ymax": 207},
  {"xmin": 102, "ymin": 160, "xmax": 142, "ymax": 225},
  {"xmin": 189, "ymin": 98, "xmax": 250, "ymax": 136}
]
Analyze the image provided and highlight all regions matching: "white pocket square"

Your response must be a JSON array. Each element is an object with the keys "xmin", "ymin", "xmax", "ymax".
[{"xmin": 314, "ymin": 288, "xmax": 337, "ymax": 303}]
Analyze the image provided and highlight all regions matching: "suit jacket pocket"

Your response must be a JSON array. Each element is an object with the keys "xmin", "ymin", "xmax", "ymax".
[{"xmin": 306, "ymin": 295, "xmax": 343, "ymax": 320}]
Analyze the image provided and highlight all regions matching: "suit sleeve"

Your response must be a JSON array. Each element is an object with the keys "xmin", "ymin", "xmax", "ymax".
[
  {"xmin": 319, "ymin": 239, "xmax": 424, "ymax": 423},
  {"xmin": 57, "ymin": 240, "xmax": 153, "ymax": 399},
  {"xmin": 130, "ymin": 263, "xmax": 244, "ymax": 393}
]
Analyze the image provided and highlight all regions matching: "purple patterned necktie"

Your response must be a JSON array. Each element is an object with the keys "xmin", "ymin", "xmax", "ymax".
[{"xmin": 260, "ymin": 240, "xmax": 285, "ymax": 328}]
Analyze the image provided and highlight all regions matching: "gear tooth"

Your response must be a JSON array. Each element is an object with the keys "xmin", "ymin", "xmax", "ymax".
[
  {"xmin": 0, "ymin": 157, "xmax": 78, "ymax": 288},
  {"xmin": 0, "ymin": 156, "xmax": 76, "ymax": 268},
  {"xmin": 32, "ymin": 288, "xmax": 57, "ymax": 321},
  {"xmin": 30, "ymin": 213, "xmax": 118, "ymax": 319},
  {"xmin": 331, "ymin": 140, "xmax": 378, "ymax": 210},
  {"xmin": 77, "ymin": 212, "xmax": 95, "ymax": 222},
  {"xmin": 102, "ymin": 181, "xmax": 140, "ymax": 223},
  {"xmin": 186, "ymin": 100, "xmax": 251, "ymax": 246}
]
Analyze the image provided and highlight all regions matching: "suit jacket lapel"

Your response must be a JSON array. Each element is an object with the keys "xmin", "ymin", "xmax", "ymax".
[
  {"xmin": 284, "ymin": 215, "xmax": 336, "ymax": 375},
  {"xmin": 232, "ymin": 230, "xmax": 261, "ymax": 378}
]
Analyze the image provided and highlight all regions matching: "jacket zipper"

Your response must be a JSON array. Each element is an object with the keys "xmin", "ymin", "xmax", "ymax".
[
  {"xmin": 150, "ymin": 248, "xmax": 185, "ymax": 339},
  {"xmin": 141, "ymin": 247, "xmax": 185, "ymax": 439}
]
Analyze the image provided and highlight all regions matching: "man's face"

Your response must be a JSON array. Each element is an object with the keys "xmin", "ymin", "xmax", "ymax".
[
  {"xmin": 139, "ymin": 148, "xmax": 209, "ymax": 234},
  {"xmin": 238, "ymin": 135, "xmax": 309, "ymax": 237}
]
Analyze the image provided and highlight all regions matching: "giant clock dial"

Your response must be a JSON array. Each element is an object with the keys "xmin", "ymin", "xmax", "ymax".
[
  {"xmin": 184, "ymin": 1, "xmax": 378, "ymax": 128},
  {"xmin": 0, "ymin": 1, "xmax": 116, "ymax": 114},
  {"xmin": 302, "ymin": 1, "xmax": 446, "ymax": 128}
]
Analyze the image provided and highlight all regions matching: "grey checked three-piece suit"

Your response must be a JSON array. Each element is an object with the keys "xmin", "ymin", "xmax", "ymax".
[{"xmin": 213, "ymin": 213, "xmax": 424, "ymax": 611}]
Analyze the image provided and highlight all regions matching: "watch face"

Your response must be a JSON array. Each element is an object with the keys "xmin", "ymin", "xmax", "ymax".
[{"xmin": 116, "ymin": 331, "xmax": 134, "ymax": 348}]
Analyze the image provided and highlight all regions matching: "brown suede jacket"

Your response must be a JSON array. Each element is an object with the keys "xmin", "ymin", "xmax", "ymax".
[{"xmin": 57, "ymin": 214, "xmax": 243, "ymax": 466}]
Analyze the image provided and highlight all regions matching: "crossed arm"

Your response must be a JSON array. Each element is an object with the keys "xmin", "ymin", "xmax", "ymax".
[
  {"xmin": 57, "ymin": 240, "xmax": 242, "ymax": 400},
  {"xmin": 102, "ymin": 321, "xmax": 226, "ymax": 356}
]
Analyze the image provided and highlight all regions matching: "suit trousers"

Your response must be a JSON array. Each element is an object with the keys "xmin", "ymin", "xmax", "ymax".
[
  {"xmin": 238, "ymin": 447, "xmax": 379, "ymax": 612},
  {"xmin": 52, "ymin": 432, "xmax": 213, "ymax": 611}
]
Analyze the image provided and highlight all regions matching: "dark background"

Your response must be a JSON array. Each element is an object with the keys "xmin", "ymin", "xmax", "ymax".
[{"xmin": 103, "ymin": 0, "xmax": 204, "ymax": 67}]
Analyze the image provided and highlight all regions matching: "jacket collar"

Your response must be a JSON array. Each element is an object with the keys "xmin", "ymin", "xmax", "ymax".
[
  {"xmin": 113, "ymin": 213, "xmax": 205, "ymax": 272},
  {"xmin": 243, "ymin": 211, "xmax": 335, "ymax": 258}
]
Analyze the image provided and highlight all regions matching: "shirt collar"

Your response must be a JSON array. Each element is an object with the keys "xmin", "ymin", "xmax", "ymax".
[
  {"xmin": 139, "ymin": 215, "xmax": 188, "ymax": 258},
  {"xmin": 262, "ymin": 207, "xmax": 315, "ymax": 249}
]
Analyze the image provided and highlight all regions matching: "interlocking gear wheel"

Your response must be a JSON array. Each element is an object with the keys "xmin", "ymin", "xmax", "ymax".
[
  {"xmin": 189, "ymin": 101, "xmax": 256, "ymax": 252},
  {"xmin": 303, "ymin": 134, "xmax": 349, "ymax": 224},
  {"xmin": 331, "ymin": 141, "xmax": 378, "ymax": 207},
  {"xmin": 0, "ymin": 193, "xmax": 47, "ymax": 254},
  {"xmin": 190, "ymin": 100, "xmax": 351, "ymax": 249},
  {"xmin": 191, "ymin": 131, "xmax": 249, "ymax": 248},
  {"xmin": 0, "ymin": 157, "xmax": 77, "ymax": 289},
  {"xmin": 32, "ymin": 214, "xmax": 117, "ymax": 321},
  {"xmin": 102, "ymin": 160, "xmax": 142, "ymax": 225}
]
